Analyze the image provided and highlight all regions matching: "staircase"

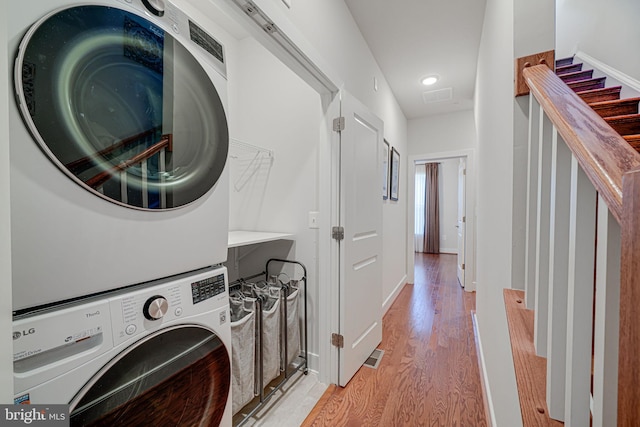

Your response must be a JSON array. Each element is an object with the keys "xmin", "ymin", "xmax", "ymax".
[{"xmin": 556, "ymin": 56, "xmax": 640, "ymax": 152}]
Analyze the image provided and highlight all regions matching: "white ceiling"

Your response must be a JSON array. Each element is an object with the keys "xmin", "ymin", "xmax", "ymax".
[{"xmin": 344, "ymin": 0, "xmax": 487, "ymax": 120}]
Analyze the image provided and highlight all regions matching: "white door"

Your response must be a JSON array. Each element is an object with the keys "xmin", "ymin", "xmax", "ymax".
[
  {"xmin": 457, "ymin": 159, "xmax": 466, "ymax": 287},
  {"xmin": 337, "ymin": 92, "xmax": 383, "ymax": 386}
]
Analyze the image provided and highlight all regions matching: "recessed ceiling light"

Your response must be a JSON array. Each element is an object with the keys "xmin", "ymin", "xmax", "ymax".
[{"xmin": 421, "ymin": 76, "xmax": 439, "ymax": 86}]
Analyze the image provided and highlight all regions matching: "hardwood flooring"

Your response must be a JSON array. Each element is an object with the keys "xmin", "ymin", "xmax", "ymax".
[{"xmin": 301, "ymin": 254, "xmax": 488, "ymax": 427}]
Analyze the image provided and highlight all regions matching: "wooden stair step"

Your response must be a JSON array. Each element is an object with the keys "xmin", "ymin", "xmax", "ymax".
[
  {"xmin": 556, "ymin": 63, "xmax": 584, "ymax": 75},
  {"xmin": 589, "ymin": 98, "xmax": 640, "ymax": 118},
  {"xmin": 568, "ymin": 76, "xmax": 607, "ymax": 92},
  {"xmin": 604, "ymin": 114, "xmax": 640, "ymax": 136},
  {"xmin": 624, "ymin": 135, "xmax": 640, "ymax": 152},
  {"xmin": 558, "ymin": 69, "xmax": 594, "ymax": 83},
  {"xmin": 556, "ymin": 56, "xmax": 574, "ymax": 68},
  {"xmin": 577, "ymin": 86, "xmax": 622, "ymax": 103}
]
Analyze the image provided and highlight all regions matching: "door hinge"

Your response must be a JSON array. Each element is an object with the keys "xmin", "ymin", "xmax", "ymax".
[
  {"xmin": 463, "ymin": 216, "xmax": 466, "ymax": 223},
  {"xmin": 332, "ymin": 333, "xmax": 344, "ymax": 348},
  {"xmin": 463, "ymin": 169, "xmax": 467, "ymax": 176},
  {"xmin": 332, "ymin": 226, "xmax": 344, "ymax": 241},
  {"xmin": 462, "ymin": 263, "xmax": 466, "ymax": 270},
  {"xmin": 333, "ymin": 116, "xmax": 345, "ymax": 132}
]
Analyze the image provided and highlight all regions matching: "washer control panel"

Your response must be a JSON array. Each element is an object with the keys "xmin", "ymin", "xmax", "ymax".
[
  {"xmin": 110, "ymin": 266, "xmax": 228, "ymax": 347},
  {"xmin": 191, "ymin": 274, "xmax": 226, "ymax": 304}
]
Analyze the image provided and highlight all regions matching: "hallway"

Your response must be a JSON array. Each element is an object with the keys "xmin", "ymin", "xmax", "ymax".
[{"xmin": 302, "ymin": 253, "xmax": 488, "ymax": 426}]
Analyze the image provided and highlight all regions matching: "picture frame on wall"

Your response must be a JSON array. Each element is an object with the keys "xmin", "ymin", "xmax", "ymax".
[
  {"xmin": 390, "ymin": 147, "xmax": 400, "ymax": 201},
  {"xmin": 382, "ymin": 139, "xmax": 390, "ymax": 199}
]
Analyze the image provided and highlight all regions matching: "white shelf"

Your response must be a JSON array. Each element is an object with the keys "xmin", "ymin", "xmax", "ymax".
[{"xmin": 228, "ymin": 230, "xmax": 294, "ymax": 248}]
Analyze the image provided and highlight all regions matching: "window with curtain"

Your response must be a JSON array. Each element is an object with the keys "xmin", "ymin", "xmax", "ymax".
[{"xmin": 414, "ymin": 162, "xmax": 440, "ymax": 254}]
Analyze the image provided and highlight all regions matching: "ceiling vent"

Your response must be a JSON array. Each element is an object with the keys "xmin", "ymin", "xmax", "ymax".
[{"xmin": 422, "ymin": 87, "xmax": 453, "ymax": 104}]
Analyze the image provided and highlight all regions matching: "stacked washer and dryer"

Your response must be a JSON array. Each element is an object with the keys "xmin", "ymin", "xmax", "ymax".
[{"xmin": 9, "ymin": 0, "xmax": 233, "ymax": 425}]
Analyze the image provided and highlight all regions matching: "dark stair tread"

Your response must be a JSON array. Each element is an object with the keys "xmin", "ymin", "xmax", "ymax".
[
  {"xmin": 604, "ymin": 114, "xmax": 640, "ymax": 136},
  {"xmin": 556, "ymin": 63, "xmax": 584, "ymax": 75},
  {"xmin": 558, "ymin": 69, "xmax": 594, "ymax": 83},
  {"xmin": 568, "ymin": 77, "xmax": 607, "ymax": 92},
  {"xmin": 577, "ymin": 86, "xmax": 622, "ymax": 103},
  {"xmin": 589, "ymin": 98, "xmax": 640, "ymax": 118},
  {"xmin": 556, "ymin": 56, "xmax": 575, "ymax": 67},
  {"xmin": 623, "ymin": 135, "xmax": 640, "ymax": 152}
]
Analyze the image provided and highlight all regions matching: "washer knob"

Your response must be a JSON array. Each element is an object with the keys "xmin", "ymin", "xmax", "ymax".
[
  {"xmin": 142, "ymin": 0, "xmax": 165, "ymax": 17},
  {"xmin": 143, "ymin": 295, "xmax": 169, "ymax": 320}
]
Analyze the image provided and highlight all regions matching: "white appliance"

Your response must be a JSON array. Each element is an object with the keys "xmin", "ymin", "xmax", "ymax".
[
  {"xmin": 9, "ymin": 0, "xmax": 231, "ymax": 312},
  {"xmin": 13, "ymin": 266, "xmax": 232, "ymax": 427}
]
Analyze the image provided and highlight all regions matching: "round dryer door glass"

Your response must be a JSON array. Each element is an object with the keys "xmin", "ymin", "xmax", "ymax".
[
  {"xmin": 69, "ymin": 325, "xmax": 231, "ymax": 426},
  {"xmin": 15, "ymin": 5, "xmax": 229, "ymax": 210}
]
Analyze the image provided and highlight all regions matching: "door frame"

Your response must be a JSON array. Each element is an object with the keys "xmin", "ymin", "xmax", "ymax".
[{"xmin": 407, "ymin": 149, "xmax": 476, "ymax": 291}]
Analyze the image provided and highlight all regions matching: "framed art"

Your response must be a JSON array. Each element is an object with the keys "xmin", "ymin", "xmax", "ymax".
[
  {"xmin": 382, "ymin": 140, "xmax": 390, "ymax": 199},
  {"xmin": 390, "ymin": 147, "xmax": 400, "ymax": 201}
]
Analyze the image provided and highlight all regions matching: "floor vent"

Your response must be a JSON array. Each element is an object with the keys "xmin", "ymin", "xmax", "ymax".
[{"xmin": 363, "ymin": 348, "xmax": 384, "ymax": 369}]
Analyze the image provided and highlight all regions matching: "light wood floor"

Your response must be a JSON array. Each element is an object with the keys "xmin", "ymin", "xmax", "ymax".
[{"xmin": 301, "ymin": 253, "xmax": 488, "ymax": 427}]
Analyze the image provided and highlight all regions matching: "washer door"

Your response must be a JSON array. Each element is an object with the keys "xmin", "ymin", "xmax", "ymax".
[
  {"xmin": 15, "ymin": 5, "xmax": 228, "ymax": 210},
  {"xmin": 69, "ymin": 325, "xmax": 230, "ymax": 426}
]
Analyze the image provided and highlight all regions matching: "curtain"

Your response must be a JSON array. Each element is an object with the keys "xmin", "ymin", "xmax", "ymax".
[
  {"xmin": 414, "ymin": 164, "xmax": 426, "ymax": 252},
  {"xmin": 424, "ymin": 163, "xmax": 440, "ymax": 254}
]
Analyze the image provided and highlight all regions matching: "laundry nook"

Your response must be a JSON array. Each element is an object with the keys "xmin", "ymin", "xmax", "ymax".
[{"xmin": 4, "ymin": 0, "xmax": 638, "ymax": 426}]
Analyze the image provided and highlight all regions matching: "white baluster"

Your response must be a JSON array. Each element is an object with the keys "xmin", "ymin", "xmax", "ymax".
[
  {"xmin": 160, "ymin": 148, "xmax": 166, "ymax": 209},
  {"xmin": 525, "ymin": 95, "xmax": 540, "ymax": 309},
  {"xmin": 564, "ymin": 155, "xmax": 597, "ymax": 426},
  {"xmin": 546, "ymin": 130, "xmax": 572, "ymax": 421},
  {"xmin": 534, "ymin": 109, "xmax": 553, "ymax": 356},
  {"xmin": 120, "ymin": 168, "xmax": 128, "ymax": 204},
  {"xmin": 142, "ymin": 159, "xmax": 148, "ymax": 209},
  {"xmin": 592, "ymin": 195, "xmax": 620, "ymax": 427}
]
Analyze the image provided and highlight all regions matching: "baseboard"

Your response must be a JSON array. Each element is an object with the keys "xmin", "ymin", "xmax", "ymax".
[
  {"xmin": 439, "ymin": 248, "xmax": 458, "ymax": 254},
  {"xmin": 575, "ymin": 51, "xmax": 640, "ymax": 94},
  {"xmin": 472, "ymin": 312, "xmax": 497, "ymax": 427},
  {"xmin": 382, "ymin": 274, "xmax": 408, "ymax": 314},
  {"xmin": 305, "ymin": 351, "xmax": 320, "ymax": 375}
]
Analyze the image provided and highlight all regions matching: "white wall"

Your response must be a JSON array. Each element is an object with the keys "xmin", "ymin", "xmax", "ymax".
[
  {"xmin": 511, "ymin": 0, "xmax": 555, "ymax": 290},
  {"xmin": 1, "ymin": 1, "xmax": 14, "ymax": 403},
  {"xmin": 266, "ymin": 0, "xmax": 409, "ymax": 308},
  {"xmin": 408, "ymin": 110, "xmax": 477, "ymax": 155},
  {"xmin": 407, "ymin": 110, "xmax": 477, "ymax": 286},
  {"xmin": 474, "ymin": 0, "xmax": 522, "ymax": 425},
  {"xmin": 225, "ymin": 36, "xmax": 322, "ymax": 368},
  {"xmin": 556, "ymin": 0, "xmax": 640, "ymax": 80}
]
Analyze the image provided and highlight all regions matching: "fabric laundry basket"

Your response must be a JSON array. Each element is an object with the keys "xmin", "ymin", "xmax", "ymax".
[
  {"xmin": 283, "ymin": 284, "xmax": 301, "ymax": 368},
  {"xmin": 230, "ymin": 300, "xmax": 256, "ymax": 415},
  {"xmin": 260, "ymin": 291, "xmax": 281, "ymax": 387}
]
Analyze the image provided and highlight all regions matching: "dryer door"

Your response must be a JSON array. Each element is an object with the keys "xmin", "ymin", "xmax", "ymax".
[
  {"xmin": 15, "ymin": 5, "xmax": 228, "ymax": 210},
  {"xmin": 69, "ymin": 325, "xmax": 230, "ymax": 426}
]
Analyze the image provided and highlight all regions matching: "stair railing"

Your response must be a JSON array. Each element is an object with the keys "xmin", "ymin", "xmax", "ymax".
[
  {"xmin": 85, "ymin": 134, "xmax": 172, "ymax": 209},
  {"xmin": 522, "ymin": 63, "xmax": 640, "ymax": 426}
]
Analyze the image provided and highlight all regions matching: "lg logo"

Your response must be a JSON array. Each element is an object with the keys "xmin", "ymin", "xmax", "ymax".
[{"xmin": 12, "ymin": 328, "xmax": 35, "ymax": 340}]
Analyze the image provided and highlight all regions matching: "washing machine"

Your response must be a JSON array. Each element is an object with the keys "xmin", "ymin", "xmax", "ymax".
[
  {"xmin": 9, "ymin": 0, "xmax": 231, "ymax": 312},
  {"xmin": 13, "ymin": 265, "xmax": 232, "ymax": 426}
]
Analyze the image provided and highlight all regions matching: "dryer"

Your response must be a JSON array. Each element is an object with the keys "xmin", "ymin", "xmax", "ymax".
[
  {"xmin": 9, "ymin": 0, "xmax": 231, "ymax": 312},
  {"xmin": 13, "ymin": 266, "xmax": 232, "ymax": 426}
]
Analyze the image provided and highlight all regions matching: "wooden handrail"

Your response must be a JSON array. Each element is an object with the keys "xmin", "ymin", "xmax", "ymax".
[
  {"xmin": 524, "ymin": 63, "xmax": 640, "ymax": 426},
  {"xmin": 65, "ymin": 126, "xmax": 164, "ymax": 173},
  {"xmin": 84, "ymin": 135, "xmax": 171, "ymax": 189},
  {"xmin": 523, "ymin": 64, "xmax": 640, "ymax": 224}
]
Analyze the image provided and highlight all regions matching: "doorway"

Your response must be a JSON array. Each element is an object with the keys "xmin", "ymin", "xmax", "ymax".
[{"xmin": 407, "ymin": 150, "xmax": 475, "ymax": 291}]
